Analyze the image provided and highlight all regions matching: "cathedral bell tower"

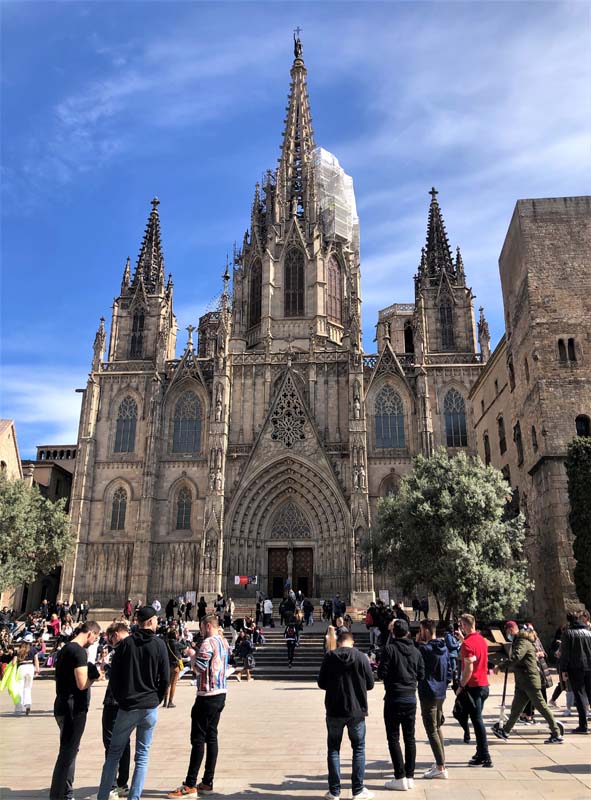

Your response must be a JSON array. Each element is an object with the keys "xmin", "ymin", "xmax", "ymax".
[
  {"xmin": 107, "ymin": 198, "xmax": 177, "ymax": 368},
  {"xmin": 231, "ymin": 33, "xmax": 362, "ymax": 355},
  {"xmin": 413, "ymin": 188, "xmax": 477, "ymax": 357}
]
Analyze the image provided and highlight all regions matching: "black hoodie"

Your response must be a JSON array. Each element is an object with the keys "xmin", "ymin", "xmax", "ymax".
[
  {"xmin": 378, "ymin": 637, "xmax": 425, "ymax": 701},
  {"xmin": 318, "ymin": 646, "xmax": 374, "ymax": 718},
  {"xmin": 109, "ymin": 628, "xmax": 170, "ymax": 710}
]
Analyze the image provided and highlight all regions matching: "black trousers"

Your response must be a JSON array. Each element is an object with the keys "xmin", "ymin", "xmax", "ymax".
[
  {"xmin": 384, "ymin": 699, "xmax": 416, "ymax": 780},
  {"xmin": 286, "ymin": 640, "xmax": 296, "ymax": 663},
  {"xmin": 185, "ymin": 694, "xmax": 226, "ymax": 788},
  {"xmin": 569, "ymin": 668, "xmax": 591, "ymax": 731},
  {"xmin": 460, "ymin": 685, "xmax": 490, "ymax": 758},
  {"xmin": 50, "ymin": 699, "xmax": 87, "ymax": 800},
  {"xmin": 102, "ymin": 704, "xmax": 131, "ymax": 788}
]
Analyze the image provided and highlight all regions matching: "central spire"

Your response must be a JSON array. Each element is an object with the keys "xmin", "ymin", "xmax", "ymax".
[
  {"xmin": 421, "ymin": 187, "xmax": 455, "ymax": 281},
  {"xmin": 133, "ymin": 197, "xmax": 165, "ymax": 293},
  {"xmin": 277, "ymin": 32, "xmax": 315, "ymax": 219}
]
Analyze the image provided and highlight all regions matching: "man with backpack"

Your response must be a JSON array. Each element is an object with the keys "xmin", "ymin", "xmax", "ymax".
[
  {"xmin": 318, "ymin": 630, "xmax": 375, "ymax": 800},
  {"xmin": 417, "ymin": 619, "xmax": 451, "ymax": 779},
  {"xmin": 284, "ymin": 620, "xmax": 299, "ymax": 668}
]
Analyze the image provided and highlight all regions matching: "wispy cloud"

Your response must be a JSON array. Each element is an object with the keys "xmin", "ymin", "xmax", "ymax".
[{"xmin": 0, "ymin": 366, "xmax": 85, "ymax": 457}]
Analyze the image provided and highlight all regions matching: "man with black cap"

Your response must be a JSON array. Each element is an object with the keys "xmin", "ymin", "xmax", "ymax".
[
  {"xmin": 378, "ymin": 618, "xmax": 424, "ymax": 792},
  {"xmin": 91, "ymin": 605, "xmax": 169, "ymax": 800}
]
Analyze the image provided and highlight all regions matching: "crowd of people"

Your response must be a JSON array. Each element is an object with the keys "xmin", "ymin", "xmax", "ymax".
[{"xmin": 1, "ymin": 595, "xmax": 590, "ymax": 800}]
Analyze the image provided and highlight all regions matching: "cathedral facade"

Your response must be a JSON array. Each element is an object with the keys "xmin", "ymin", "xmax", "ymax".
[{"xmin": 61, "ymin": 39, "xmax": 489, "ymax": 607}]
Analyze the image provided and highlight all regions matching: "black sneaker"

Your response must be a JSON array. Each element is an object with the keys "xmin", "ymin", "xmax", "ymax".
[
  {"xmin": 571, "ymin": 727, "xmax": 589, "ymax": 734},
  {"xmin": 491, "ymin": 723, "xmax": 509, "ymax": 741},
  {"xmin": 544, "ymin": 734, "xmax": 564, "ymax": 744},
  {"xmin": 469, "ymin": 755, "xmax": 493, "ymax": 767},
  {"xmin": 463, "ymin": 731, "xmax": 471, "ymax": 744}
]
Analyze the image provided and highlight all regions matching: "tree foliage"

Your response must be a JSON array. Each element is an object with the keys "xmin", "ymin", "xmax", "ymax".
[
  {"xmin": 565, "ymin": 437, "xmax": 591, "ymax": 610},
  {"xmin": 372, "ymin": 448, "xmax": 531, "ymax": 622},
  {"xmin": 0, "ymin": 472, "xmax": 75, "ymax": 591}
]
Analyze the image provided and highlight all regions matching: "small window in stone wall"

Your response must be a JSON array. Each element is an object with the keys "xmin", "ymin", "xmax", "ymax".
[
  {"xmin": 498, "ymin": 416, "xmax": 507, "ymax": 455},
  {"xmin": 568, "ymin": 338, "xmax": 577, "ymax": 362},
  {"xmin": 524, "ymin": 357, "xmax": 530, "ymax": 383},
  {"xmin": 507, "ymin": 356, "xmax": 515, "ymax": 391},
  {"xmin": 483, "ymin": 433, "xmax": 491, "ymax": 466},
  {"xmin": 531, "ymin": 425, "xmax": 538, "ymax": 451},
  {"xmin": 501, "ymin": 464, "xmax": 511, "ymax": 485},
  {"xmin": 575, "ymin": 415, "xmax": 590, "ymax": 437},
  {"xmin": 558, "ymin": 339, "xmax": 567, "ymax": 363},
  {"xmin": 513, "ymin": 421, "xmax": 524, "ymax": 466},
  {"xmin": 494, "ymin": 379, "xmax": 499, "ymax": 395}
]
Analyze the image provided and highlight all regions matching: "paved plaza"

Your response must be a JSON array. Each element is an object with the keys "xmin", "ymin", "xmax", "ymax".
[{"xmin": 1, "ymin": 671, "xmax": 590, "ymax": 800}]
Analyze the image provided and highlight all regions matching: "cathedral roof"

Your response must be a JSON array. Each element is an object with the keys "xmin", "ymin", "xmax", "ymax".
[{"xmin": 421, "ymin": 187, "xmax": 455, "ymax": 281}]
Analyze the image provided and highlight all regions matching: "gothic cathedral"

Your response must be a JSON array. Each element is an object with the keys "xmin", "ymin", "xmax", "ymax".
[{"xmin": 62, "ymin": 38, "xmax": 490, "ymax": 607}]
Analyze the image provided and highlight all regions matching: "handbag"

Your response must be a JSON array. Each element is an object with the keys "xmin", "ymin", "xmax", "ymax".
[{"xmin": 168, "ymin": 642, "xmax": 184, "ymax": 671}]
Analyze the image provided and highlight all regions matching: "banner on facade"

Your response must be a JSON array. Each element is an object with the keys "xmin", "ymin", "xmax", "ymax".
[
  {"xmin": 234, "ymin": 575, "xmax": 258, "ymax": 585},
  {"xmin": 378, "ymin": 589, "xmax": 390, "ymax": 605}
]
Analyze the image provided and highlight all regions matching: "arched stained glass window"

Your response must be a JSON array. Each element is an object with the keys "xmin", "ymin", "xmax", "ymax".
[
  {"xmin": 176, "ymin": 487, "xmax": 192, "ymax": 529},
  {"xmin": 110, "ymin": 487, "xmax": 127, "ymax": 530},
  {"xmin": 172, "ymin": 392, "xmax": 202, "ymax": 453},
  {"xmin": 375, "ymin": 386, "xmax": 405, "ymax": 449},
  {"xmin": 284, "ymin": 248, "xmax": 304, "ymax": 317},
  {"xmin": 327, "ymin": 256, "xmax": 342, "ymax": 323},
  {"xmin": 444, "ymin": 389, "xmax": 467, "ymax": 447},
  {"xmin": 439, "ymin": 303, "xmax": 455, "ymax": 350},
  {"xmin": 249, "ymin": 259, "xmax": 262, "ymax": 327},
  {"xmin": 114, "ymin": 396, "xmax": 137, "ymax": 453},
  {"xmin": 130, "ymin": 312, "xmax": 145, "ymax": 359}
]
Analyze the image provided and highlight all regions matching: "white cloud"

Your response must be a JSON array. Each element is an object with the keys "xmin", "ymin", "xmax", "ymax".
[{"xmin": 0, "ymin": 366, "xmax": 85, "ymax": 457}]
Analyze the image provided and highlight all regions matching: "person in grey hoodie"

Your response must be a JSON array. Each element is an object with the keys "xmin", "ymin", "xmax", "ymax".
[
  {"xmin": 417, "ymin": 619, "xmax": 451, "ymax": 779},
  {"xmin": 318, "ymin": 630, "xmax": 375, "ymax": 800}
]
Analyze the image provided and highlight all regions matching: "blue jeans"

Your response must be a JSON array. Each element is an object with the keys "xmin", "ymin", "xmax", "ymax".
[
  {"xmin": 326, "ymin": 716, "xmax": 366, "ymax": 797},
  {"xmin": 97, "ymin": 706, "xmax": 159, "ymax": 800}
]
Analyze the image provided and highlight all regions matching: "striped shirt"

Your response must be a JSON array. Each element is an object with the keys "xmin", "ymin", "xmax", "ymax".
[{"xmin": 195, "ymin": 634, "xmax": 229, "ymax": 696}]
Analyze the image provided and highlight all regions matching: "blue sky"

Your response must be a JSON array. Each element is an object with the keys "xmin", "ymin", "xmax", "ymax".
[{"xmin": 1, "ymin": 1, "xmax": 589, "ymax": 457}]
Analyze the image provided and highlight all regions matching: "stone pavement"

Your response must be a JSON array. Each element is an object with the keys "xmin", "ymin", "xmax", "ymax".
[{"xmin": 0, "ymin": 673, "xmax": 589, "ymax": 800}]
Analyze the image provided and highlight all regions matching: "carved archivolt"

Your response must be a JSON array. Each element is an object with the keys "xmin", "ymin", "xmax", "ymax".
[{"xmin": 270, "ymin": 501, "xmax": 311, "ymax": 539}]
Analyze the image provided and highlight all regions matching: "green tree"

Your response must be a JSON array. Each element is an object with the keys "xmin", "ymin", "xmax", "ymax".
[
  {"xmin": 372, "ymin": 448, "xmax": 531, "ymax": 622},
  {"xmin": 565, "ymin": 437, "xmax": 591, "ymax": 610},
  {"xmin": 0, "ymin": 471, "xmax": 75, "ymax": 591}
]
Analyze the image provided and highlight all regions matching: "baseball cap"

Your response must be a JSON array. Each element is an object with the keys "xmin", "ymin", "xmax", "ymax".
[
  {"xmin": 393, "ymin": 618, "xmax": 409, "ymax": 637},
  {"xmin": 137, "ymin": 605, "xmax": 157, "ymax": 623}
]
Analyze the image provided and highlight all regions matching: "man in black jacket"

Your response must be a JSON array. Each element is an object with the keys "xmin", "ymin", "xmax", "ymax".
[
  {"xmin": 560, "ymin": 610, "xmax": 591, "ymax": 734},
  {"xmin": 92, "ymin": 606, "xmax": 169, "ymax": 800},
  {"xmin": 378, "ymin": 618, "xmax": 425, "ymax": 792},
  {"xmin": 318, "ymin": 631, "xmax": 375, "ymax": 800}
]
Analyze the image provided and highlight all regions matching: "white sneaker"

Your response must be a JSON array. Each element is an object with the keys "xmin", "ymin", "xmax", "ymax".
[
  {"xmin": 323, "ymin": 792, "xmax": 340, "ymax": 800},
  {"xmin": 353, "ymin": 790, "xmax": 375, "ymax": 800},
  {"xmin": 384, "ymin": 778, "xmax": 408, "ymax": 791},
  {"xmin": 423, "ymin": 766, "xmax": 448, "ymax": 780},
  {"xmin": 406, "ymin": 778, "xmax": 415, "ymax": 789}
]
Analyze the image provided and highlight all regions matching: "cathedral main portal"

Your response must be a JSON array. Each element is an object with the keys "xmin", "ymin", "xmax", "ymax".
[{"xmin": 267, "ymin": 546, "xmax": 314, "ymax": 598}]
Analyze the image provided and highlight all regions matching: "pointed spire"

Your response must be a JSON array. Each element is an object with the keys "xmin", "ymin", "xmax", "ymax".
[
  {"xmin": 121, "ymin": 256, "xmax": 131, "ymax": 291},
  {"xmin": 92, "ymin": 316, "xmax": 106, "ymax": 370},
  {"xmin": 277, "ymin": 32, "xmax": 315, "ymax": 219},
  {"xmin": 133, "ymin": 197, "xmax": 165, "ymax": 293},
  {"xmin": 423, "ymin": 188, "xmax": 455, "ymax": 281},
  {"xmin": 478, "ymin": 306, "xmax": 491, "ymax": 363},
  {"xmin": 455, "ymin": 246, "xmax": 465, "ymax": 282}
]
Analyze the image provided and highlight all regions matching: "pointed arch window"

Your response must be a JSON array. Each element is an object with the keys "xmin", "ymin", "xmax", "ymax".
[
  {"xmin": 444, "ymin": 389, "xmax": 467, "ymax": 447},
  {"xmin": 249, "ymin": 259, "xmax": 262, "ymax": 327},
  {"xmin": 483, "ymin": 433, "xmax": 491, "ymax": 465},
  {"xmin": 498, "ymin": 416, "xmax": 507, "ymax": 454},
  {"xmin": 404, "ymin": 320, "xmax": 414, "ymax": 353},
  {"xmin": 175, "ymin": 487, "xmax": 192, "ymax": 530},
  {"xmin": 130, "ymin": 312, "xmax": 145, "ymax": 359},
  {"xmin": 284, "ymin": 248, "xmax": 304, "ymax": 317},
  {"xmin": 375, "ymin": 386, "xmax": 405, "ymax": 449},
  {"xmin": 114, "ymin": 396, "xmax": 137, "ymax": 453},
  {"xmin": 110, "ymin": 487, "xmax": 127, "ymax": 530},
  {"xmin": 439, "ymin": 303, "xmax": 455, "ymax": 350},
  {"xmin": 172, "ymin": 392, "xmax": 202, "ymax": 454},
  {"xmin": 327, "ymin": 256, "xmax": 342, "ymax": 323}
]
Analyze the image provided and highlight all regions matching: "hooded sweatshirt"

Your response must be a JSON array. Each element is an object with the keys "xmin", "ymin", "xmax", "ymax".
[
  {"xmin": 378, "ymin": 637, "xmax": 425, "ymax": 701},
  {"xmin": 109, "ymin": 628, "xmax": 170, "ymax": 710},
  {"xmin": 318, "ymin": 645, "xmax": 374, "ymax": 718},
  {"xmin": 418, "ymin": 638, "xmax": 450, "ymax": 701}
]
